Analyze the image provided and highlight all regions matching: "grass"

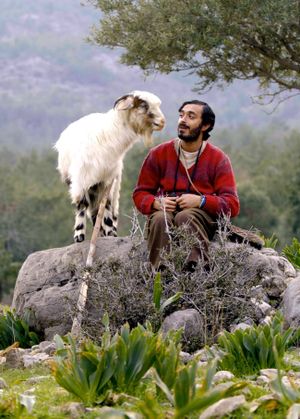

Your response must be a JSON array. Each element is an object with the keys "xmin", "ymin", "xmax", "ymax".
[
  {"xmin": 1, "ymin": 349, "xmax": 300, "ymax": 418},
  {"xmin": 0, "ymin": 365, "xmax": 79, "ymax": 418}
]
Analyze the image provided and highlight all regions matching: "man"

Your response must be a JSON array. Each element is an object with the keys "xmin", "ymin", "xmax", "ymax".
[{"xmin": 133, "ymin": 100, "xmax": 239, "ymax": 270}]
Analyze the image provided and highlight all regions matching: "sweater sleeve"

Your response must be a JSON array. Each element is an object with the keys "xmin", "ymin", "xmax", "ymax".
[
  {"xmin": 204, "ymin": 155, "xmax": 240, "ymax": 218},
  {"xmin": 132, "ymin": 150, "xmax": 161, "ymax": 215}
]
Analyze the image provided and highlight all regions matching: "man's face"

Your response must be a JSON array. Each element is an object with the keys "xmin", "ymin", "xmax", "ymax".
[{"xmin": 178, "ymin": 104, "xmax": 204, "ymax": 142}]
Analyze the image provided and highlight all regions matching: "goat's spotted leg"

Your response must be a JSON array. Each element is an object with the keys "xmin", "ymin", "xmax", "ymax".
[
  {"xmin": 74, "ymin": 196, "xmax": 88, "ymax": 242},
  {"xmin": 71, "ymin": 180, "xmax": 114, "ymax": 337},
  {"xmin": 86, "ymin": 180, "xmax": 114, "ymax": 266}
]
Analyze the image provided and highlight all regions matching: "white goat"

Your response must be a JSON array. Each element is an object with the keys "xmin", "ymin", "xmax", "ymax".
[{"xmin": 54, "ymin": 91, "xmax": 165, "ymax": 242}]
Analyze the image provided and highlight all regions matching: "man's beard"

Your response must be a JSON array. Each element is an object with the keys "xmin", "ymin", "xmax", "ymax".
[{"xmin": 178, "ymin": 122, "xmax": 203, "ymax": 142}]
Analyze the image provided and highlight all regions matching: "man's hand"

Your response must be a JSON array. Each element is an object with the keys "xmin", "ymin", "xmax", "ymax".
[
  {"xmin": 153, "ymin": 197, "xmax": 177, "ymax": 212},
  {"xmin": 176, "ymin": 194, "xmax": 201, "ymax": 209}
]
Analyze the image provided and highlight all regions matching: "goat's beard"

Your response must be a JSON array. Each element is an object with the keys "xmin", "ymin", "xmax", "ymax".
[
  {"xmin": 178, "ymin": 122, "xmax": 203, "ymax": 142},
  {"xmin": 143, "ymin": 130, "xmax": 153, "ymax": 147}
]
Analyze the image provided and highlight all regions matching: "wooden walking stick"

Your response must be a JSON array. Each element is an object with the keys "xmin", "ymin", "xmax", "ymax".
[{"xmin": 71, "ymin": 180, "xmax": 114, "ymax": 337}]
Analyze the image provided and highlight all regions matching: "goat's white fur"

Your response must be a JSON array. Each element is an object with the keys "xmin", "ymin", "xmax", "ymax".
[{"xmin": 54, "ymin": 90, "xmax": 165, "ymax": 241}]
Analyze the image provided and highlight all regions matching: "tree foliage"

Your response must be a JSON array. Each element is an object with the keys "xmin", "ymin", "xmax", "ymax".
[
  {"xmin": 89, "ymin": 0, "xmax": 300, "ymax": 99},
  {"xmin": 0, "ymin": 150, "xmax": 73, "ymax": 261}
]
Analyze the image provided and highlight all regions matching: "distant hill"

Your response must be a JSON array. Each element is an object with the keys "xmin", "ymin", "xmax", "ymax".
[{"xmin": 1, "ymin": 0, "xmax": 300, "ymax": 151}]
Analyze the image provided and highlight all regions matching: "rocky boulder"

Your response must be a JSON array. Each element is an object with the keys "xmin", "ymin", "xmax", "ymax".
[
  {"xmin": 12, "ymin": 236, "xmax": 298, "ymax": 342},
  {"xmin": 12, "ymin": 237, "xmax": 135, "ymax": 340},
  {"xmin": 282, "ymin": 274, "xmax": 300, "ymax": 327}
]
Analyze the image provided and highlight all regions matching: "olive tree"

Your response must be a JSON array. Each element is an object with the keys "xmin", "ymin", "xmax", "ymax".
[{"xmin": 89, "ymin": 0, "xmax": 300, "ymax": 101}]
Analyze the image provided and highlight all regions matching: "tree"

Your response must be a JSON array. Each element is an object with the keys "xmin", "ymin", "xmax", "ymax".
[
  {"xmin": 277, "ymin": 131, "xmax": 300, "ymax": 239},
  {"xmin": 89, "ymin": 0, "xmax": 300, "ymax": 101},
  {"xmin": 0, "ymin": 150, "xmax": 73, "ymax": 261},
  {"xmin": 235, "ymin": 182, "xmax": 279, "ymax": 237},
  {"xmin": 0, "ymin": 240, "xmax": 20, "ymax": 301}
]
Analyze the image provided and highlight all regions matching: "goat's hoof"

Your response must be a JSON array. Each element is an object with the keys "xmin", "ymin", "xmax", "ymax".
[{"xmin": 74, "ymin": 234, "xmax": 85, "ymax": 243}]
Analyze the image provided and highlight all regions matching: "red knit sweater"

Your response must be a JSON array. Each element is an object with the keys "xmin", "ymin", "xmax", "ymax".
[{"xmin": 133, "ymin": 139, "xmax": 240, "ymax": 218}]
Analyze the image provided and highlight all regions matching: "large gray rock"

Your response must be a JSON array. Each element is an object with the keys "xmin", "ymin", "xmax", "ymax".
[
  {"xmin": 282, "ymin": 274, "xmax": 300, "ymax": 327},
  {"xmin": 247, "ymin": 248, "xmax": 297, "ymax": 298},
  {"xmin": 199, "ymin": 395, "xmax": 246, "ymax": 419},
  {"xmin": 12, "ymin": 236, "xmax": 297, "ymax": 342},
  {"xmin": 161, "ymin": 309, "xmax": 204, "ymax": 347},
  {"xmin": 12, "ymin": 237, "xmax": 137, "ymax": 340}
]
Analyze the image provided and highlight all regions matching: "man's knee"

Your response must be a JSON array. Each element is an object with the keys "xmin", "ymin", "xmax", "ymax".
[
  {"xmin": 149, "ymin": 211, "xmax": 173, "ymax": 232},
  {"xmin": 174, "ymin": 209, "xmax": 194, "ymax": 226}
]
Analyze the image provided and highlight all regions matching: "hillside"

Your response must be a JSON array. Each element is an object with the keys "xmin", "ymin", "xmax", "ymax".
[{"xmin": 1, "ymin": 0, "xmax": 300, "ymax": 152}]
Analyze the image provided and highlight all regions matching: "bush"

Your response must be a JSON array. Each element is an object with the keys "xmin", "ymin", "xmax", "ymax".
[
  {"xmin": 283, "ymin": 238, "xmax": 300, "ymax": 269},
  {"xmin": 159, "ymin": 220, "xmax": 261, "ymax": 346},
  {"xmin": 80, "ymin": 237, "xmax": 157, "ymax": 340},
  {"xmin": 52, "ymin": 319, "xmax": 245, "ymax": 415},
  {"xmin": 52, "ymin": 321, "xmax": 177, "ymax": 405},
  {"xmin": 0, "ymin": 307, "xmax": 40, "ymax": 349},
  {"xmin": 217, "ymin": 312, "xmax": 300, "ymax": 377},
  {"xmin": 73, "ymin": 218, "xmax": 271, "ymax": 350}
]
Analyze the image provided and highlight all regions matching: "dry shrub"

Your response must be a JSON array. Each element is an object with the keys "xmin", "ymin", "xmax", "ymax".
[
  {"xmin": 81, "ymin": 236, "xmax": 157, "ymax": 341},
  {"xmin": 159, "ymin": 218, "xmax": 260, "ymax": 346},
  {"xmin": 79, "ymin": 216, "xmax": 261, "ymax": 348}
]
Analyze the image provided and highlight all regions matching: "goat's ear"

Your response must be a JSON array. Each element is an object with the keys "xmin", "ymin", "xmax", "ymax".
[{"xmin": 114, "ymin": 95, "xmax": 134, "ymax": 111}]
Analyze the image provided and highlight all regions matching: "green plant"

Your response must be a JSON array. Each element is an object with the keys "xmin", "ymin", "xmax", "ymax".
[
  {"xmin": 0, "ymin": 400, "xmax": 13, "ymax": 418},
  {"xmin": 251, "ymin": 347, "xmax": 300, "ymax": 416},
  {"xmin": 283, "ymin": 238, "xmax": 300, "ymax": 269},
  {"xmin": 217, "ymin": 312, "xmax": 298, "ymax": 377},
  {"xmin": 111, "ymin": 322, "xmax": 157, "ymax": 393},
  {"xmin": 52, "ymin": 321, "xmax": 159, "ymax": 404},
  {"xmin": 0, "ymin": 307, "xmax": 40, "ymax": 350},
  {"xmin": 261, "ymin": 233, "xmax": 279, "ymax": 249},
  {"xmin": 153, "ymin": 360, "xmax": 246, "ymax": 419},
  {"xmin": 154, "ymin": 332, "xmax": 181, "ymax": 391},
  {"xmin": 153, "ymin": 272, "xmax": 183, "ymax": 314},
  {"xmin": 138, "ymin": 389, "xmax": 168, "ymax": 418},
  {"xmin": 52, "ymin": 334, "xmax": 117, "ymax": 406}
]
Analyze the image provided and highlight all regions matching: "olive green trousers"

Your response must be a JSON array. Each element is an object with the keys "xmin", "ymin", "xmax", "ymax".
[{"xmin": 147, "ymin": 208, "xmax": 217, "ymax": 269}]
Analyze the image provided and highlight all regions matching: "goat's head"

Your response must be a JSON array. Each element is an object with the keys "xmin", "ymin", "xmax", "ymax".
[{"xmin": 114, "ymin": 91, "xmax": 165, "ymax": 146}]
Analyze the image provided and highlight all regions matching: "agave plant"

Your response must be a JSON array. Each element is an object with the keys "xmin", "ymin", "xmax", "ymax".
[
  {"xmin": 261, "ymin": 233, "xmax": 279, "ymax": 249},
  {"xmin": 52, "ymin": 321, "xmax": 159, "ymax": 404},
  {"xmin": 154, "ymin": 331, "xmax": 181, "ymax": 391},
  {"xmin": 217, "ymin": 312, "xmax": 299, "ymax": 377},
  {"xmin": 0, "ymin": 307, "xmax": 40, "ymax": 350},
  {"xmin": 153, "ymin": 272, "xmax": 182, "ymax": 314},
  {"xmin": 111, "ymin": 323, "xmax": 157, "ymax": 393},
  {"xmin": 153, "ymin": 360, "xmax": 246, "ymax": 419},
  {"xmin": 283, "ymin": 238, "xmax": 300, "ymax": 269},
  {"xmin": 52, "ymin": 334, "xmax": 117, "ymax": 406}
]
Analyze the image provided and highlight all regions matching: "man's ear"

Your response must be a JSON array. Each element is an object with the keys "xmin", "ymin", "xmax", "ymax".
[
  {"xmin": 114, "ymin": 95, "xmax": 134, "ymax": 110},
  {"xmin": 201, "ymin": 123, "xmax": 211, "ymax": 133}
]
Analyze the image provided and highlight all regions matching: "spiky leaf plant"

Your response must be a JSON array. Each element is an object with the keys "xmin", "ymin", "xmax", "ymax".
[
  {"xmin": 261, "ymin": 233, "xmax": 279, "ymax": 249},
  {"xmin": 217, "ymin": 312, "xmax": 299, "ymax": 377},
  {"xmin": 283, "ymin": 238, "xmax": 300, "ymax": 269},
  {"xmin": 154, "ymin": 360, "xmax": 246, "ymax": 419},
  {"xmin": 52, "ymin": 334, "xmax": 117, "ymax": 406},
  {"xmin": 111, "ymin": 323, "xmax": 157, "ymax": 393},
  {"xmin": 0, "ymin": 307, "xmax": 40, "ymax": 350},
  {"xmin": 154, "ymin": 331, "xmax": 181, "ymax": 390},
  {"xmin": 52, "ymin": 322, "xmax": 159, "ymax": 404},
  {"xmin": 153, "ymin": 272, "xmax": 182, "ymax": 314}
]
